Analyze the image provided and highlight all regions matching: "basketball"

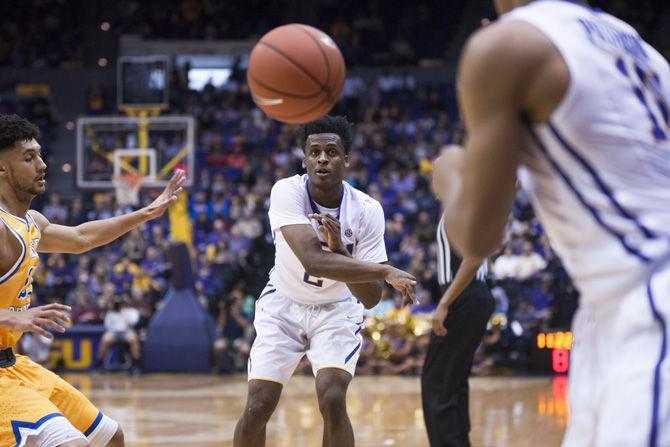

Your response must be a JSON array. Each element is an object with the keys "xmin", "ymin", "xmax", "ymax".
[{"xmin": 246, "ymin": 24, "xmax": 346, "ymax": 124}]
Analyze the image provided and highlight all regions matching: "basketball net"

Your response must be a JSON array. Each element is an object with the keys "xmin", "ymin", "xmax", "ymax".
[{"xmin": 112, "ymin": 174, "xmax": 144, "ymax": 207}]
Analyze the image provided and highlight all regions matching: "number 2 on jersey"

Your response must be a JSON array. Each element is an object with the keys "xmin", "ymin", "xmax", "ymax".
[
  {"xmin": 302, "ymin": 243, "xmax": 353, "ymax": 287},
  {"xmin": 303, "ymin": 272, "xmax": 324, "ymax": 287},
  {"xmin": 615, "ymin": 56, "xmax": 669, "ymax": 141}
]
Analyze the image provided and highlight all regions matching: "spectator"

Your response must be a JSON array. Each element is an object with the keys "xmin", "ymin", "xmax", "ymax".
[
  {"xmin": 231, "ymin": 208, "xmax": 263, "ymax": 241},
  {"xmin": 18, "ymin": 333, "xmax": 53, "ymax": 367},
  {"xmin": 41, "ymin": 193, "xmax": 68, "ymax": 224},
  {"xmin": 121, "ymin": 228, "xmax": 147, "ymax": 263},
  {"xmin": 96, "ymin": 294, "xmax": 142, "ymax": 374},
  {"xmin": 212, "ymin": 288, "xmax": 253, "ymax": 373},
  {"xmin": 66, "ymin": 198, "xmax": 87, "ymax": 226},
  {"xmin": 70, "ymin": 288, "xmax": 101, "ymax": 324},
  {"xmin": 516, "ymin": 240, "xmax": 547, "ymax": 281},
  {"xmin": 493, "ymin": 245, "xmax": 520, "ymax": 280}
]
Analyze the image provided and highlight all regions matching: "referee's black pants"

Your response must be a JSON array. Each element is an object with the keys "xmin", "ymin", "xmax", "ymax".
[{"xmin": 421, "ymin": 282, "xmax": 495, "ymax": 447}]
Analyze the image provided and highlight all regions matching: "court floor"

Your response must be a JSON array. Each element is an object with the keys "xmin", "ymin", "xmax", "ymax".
[{"xmin": 64, "ymin": 373, "xmax": 567, "ymax": 447}]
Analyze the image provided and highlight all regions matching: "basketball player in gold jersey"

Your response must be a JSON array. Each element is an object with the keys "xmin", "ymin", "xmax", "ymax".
[{"xmin": 0, "ymin": 114, "xmax": 185, "ymax": 447}]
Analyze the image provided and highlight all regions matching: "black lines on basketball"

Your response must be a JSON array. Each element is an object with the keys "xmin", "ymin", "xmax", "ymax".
[
  {"xmin": 249, "ymin": 73, "xmax": 322, "ymax": 99},
  {"xmin": 296, "ymin": 25, "xmax": 332, "ymax": 96},
  {"xmin": 258, "ymin": 41, "xmax": 333, "ymax": 102}
]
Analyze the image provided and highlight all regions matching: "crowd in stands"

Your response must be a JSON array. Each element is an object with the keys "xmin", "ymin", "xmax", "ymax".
[
  {"xmin": 3, "ymin": 63, "xmax": 579, "ymax": 375},
  {"xmin": 1, "ymin": 0, "xmax": 669, "ymax": 68},
  {"xmin": 11, "ymin": 0, "xmax": 658, "ymax": 376},
  {"xmin": 0, "ymin": 94, "xmax": 58, "ymax": 154},
  {"xmin": 0, "ymin": 0, "xmax": 83, "ymax": 68}
]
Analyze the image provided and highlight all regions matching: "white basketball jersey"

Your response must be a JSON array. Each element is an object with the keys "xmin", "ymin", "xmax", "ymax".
[
  {"xmin": 268, "ymin": 174, "xmax": 388, "ymax": 305},
  {"xmin": 502, "ymin": 1, "xmax": 670, "ymax": 302}
]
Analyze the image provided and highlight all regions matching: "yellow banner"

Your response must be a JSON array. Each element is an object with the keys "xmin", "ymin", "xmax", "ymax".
[{"xmin": 169, "ymin": 192, "xmax": 193, "ymax": 252}]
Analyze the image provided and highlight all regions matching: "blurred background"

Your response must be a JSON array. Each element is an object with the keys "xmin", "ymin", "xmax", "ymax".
[{"xmin": 3, "ymin": 0, "xmax": 668, "ymax": 377}]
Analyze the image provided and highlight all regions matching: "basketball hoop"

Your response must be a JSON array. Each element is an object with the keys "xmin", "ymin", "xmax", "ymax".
[{"xmin": 112, "ymin": 174, "xmax": 144, "ymax": 207}]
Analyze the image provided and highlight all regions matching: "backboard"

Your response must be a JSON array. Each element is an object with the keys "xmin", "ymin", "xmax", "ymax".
[{"xmin": 76, "ymin": 115, "xmax": 195, "ymax": 189}]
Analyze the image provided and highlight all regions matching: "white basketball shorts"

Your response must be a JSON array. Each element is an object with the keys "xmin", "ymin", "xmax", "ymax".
[
  {"xmin": 563, "ymin": 265, "xmax": 670, "ymax": 447},
  {"xmin": 248, "ymin": 283, "xmax": 365, "ymax": 385}
]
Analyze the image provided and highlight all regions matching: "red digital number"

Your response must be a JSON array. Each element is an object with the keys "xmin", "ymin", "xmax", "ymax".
[{"xmin": 552, "ymin": 348, "xmax": 569, "ymax": 374}]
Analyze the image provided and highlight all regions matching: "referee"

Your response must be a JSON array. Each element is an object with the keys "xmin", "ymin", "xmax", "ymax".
[{"xmin": 422, "ymin": 146, "xmax": 495, "ymax": 447}]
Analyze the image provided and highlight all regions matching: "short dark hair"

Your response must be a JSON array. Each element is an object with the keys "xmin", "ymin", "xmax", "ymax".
[
  {"xmin": 0, "ymin": 114, "xmax": 40, "ymax": 152},
  {"xmin": 299, "ymin": 115, "xmax": 353, "ymax": 154}
]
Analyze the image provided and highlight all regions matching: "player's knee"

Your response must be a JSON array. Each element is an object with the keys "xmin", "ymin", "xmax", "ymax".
[
  {"xmin": 106, "ymin": 425, "xmax": 125, "ymax": 447},
  {"xmin": 243, "ymin": 396, "xmax": 277, "ymax": 424},
  {"xmin": 317, "ymin": 387, "xmax": 347, "ymax": 417}
]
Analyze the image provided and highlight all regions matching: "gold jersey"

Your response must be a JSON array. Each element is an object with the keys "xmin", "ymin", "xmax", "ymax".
[{"xmin": 0, "ymin": 208, "xmax": 40, "ymax": 349}]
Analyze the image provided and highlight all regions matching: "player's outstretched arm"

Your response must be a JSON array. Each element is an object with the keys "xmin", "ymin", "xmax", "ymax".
[
  {"xmin": 32, "ymin": 169, "xmax": 186, "ymax": 254},
  {"xmin": 440, "ymin": 20, "xmax": 567, "ymax": 259},
  {"xmin": 280, "ymin": 223, "xmax": 416, "ymax": 304}
]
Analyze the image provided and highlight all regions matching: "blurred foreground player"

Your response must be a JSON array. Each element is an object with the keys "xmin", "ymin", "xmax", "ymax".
[
  {"xmin": 0, "ymin": 114, "xmax": 185, "ymax": 446},
  {"xmin": 439, "ymin": 1, "xmax": 670, "ymax": 446},
  {"xmin": 234, "ymin": 115, "xmax": 416, "ymax": 447},
  {"xmin": 421, "ymin": 144, "xmax": 494, "ymax": 447}
]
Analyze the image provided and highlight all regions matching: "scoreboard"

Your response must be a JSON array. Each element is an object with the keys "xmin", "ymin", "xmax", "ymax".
[{"xmin": 533, "ymin": 330, "xmax": 573, "ymax": 374}]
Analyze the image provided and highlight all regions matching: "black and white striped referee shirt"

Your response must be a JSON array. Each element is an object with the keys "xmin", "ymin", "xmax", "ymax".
[{"xmin": 436, "ymin": 213, "xmax": 488, "ymax": 288}]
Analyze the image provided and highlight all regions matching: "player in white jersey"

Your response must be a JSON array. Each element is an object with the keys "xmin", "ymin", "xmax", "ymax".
[
  {"xmin": 436, "ymin": 1, "xmax": 670, "ymax": 446},
  {"xmin": 233, "ymin": 115, "xmax": 416, "ymax": 447}
]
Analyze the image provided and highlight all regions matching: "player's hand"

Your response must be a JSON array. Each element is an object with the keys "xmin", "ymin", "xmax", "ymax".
[
  {"xmin": 8, "ymin": 304, "xmax": 71, "ymax": 339},
  {"xmin": 309, "ymin": 214, "xmax": 349, "ymax": 255},
  {"xmin": 432, "ymin": 303, "xmax": 449, "ymax": 336},
  {"xmin": 143, "ymin": 169, "xmax": 186, "ymax": 220},
  {"xmin": 383, "ymin": 266, "xmax": 417, "ymax": 306}
]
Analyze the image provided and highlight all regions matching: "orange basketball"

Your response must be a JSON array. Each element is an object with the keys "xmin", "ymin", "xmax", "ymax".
[{"xmin": 247, "ymin": 24, "xmax": 346, "ymax": 124}]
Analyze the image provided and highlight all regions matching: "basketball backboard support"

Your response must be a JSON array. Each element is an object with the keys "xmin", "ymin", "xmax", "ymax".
[
  {"xmin": 76, "ymin": 115, "xmax": 195, "ymax": 189},
  {"xmin": 113, "ymin": 148, "xmax": 157, "ymax": 180}
]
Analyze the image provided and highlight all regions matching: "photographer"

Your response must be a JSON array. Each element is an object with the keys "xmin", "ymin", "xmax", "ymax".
[
  {"xmin": 96, "ymin": 294, "xmax": 142, "ymax": 374},
  {"xmin": 212, "ymin": 288, "xmax": 253, "ymax": 373}
]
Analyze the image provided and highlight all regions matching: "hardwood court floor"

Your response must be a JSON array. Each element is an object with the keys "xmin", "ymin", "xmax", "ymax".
[{"xmin": 62, "ymin": 373, "xmax": 567, "ymax": 447}]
